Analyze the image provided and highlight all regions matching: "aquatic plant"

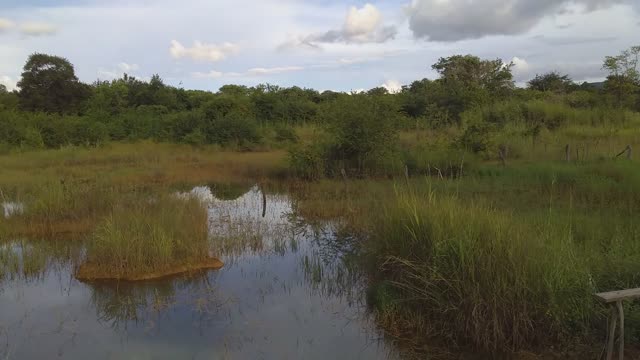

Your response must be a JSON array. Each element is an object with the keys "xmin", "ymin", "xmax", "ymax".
[{"xmin": 77, "ymin": 195, "xmax": 222, "ymax": 281}]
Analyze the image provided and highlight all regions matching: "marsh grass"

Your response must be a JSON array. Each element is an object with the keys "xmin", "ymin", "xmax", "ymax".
[
  {"xmin": 364, "ymin": 185, "xmax": 640, "ymax": 352},
  {"xmin": 77, "ymin": 195, "xmax": 219, "ymax": 280}
]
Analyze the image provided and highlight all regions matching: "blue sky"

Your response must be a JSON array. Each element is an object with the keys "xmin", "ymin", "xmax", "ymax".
[{"xmin": 0, "ymin": 0, "xmax": 638, "ymax": 92}]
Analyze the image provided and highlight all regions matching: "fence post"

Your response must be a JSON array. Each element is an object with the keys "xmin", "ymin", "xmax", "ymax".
[
  {"xmin": 261, "ymin": 185, "xmax": 267, "ymax": 218},
  {"xmin": 498, "ymin": 144, "xmax": 507, "ymax": 167},
  {"xmin": 616, "ymin": 145, "xmax": 632, "ymax": 160},
  {"xmin": 565, "ymin": 144, "xmax": 570, "ymax": 162}
]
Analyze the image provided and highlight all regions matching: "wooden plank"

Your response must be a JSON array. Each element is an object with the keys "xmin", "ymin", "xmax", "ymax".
[{"xmin": 594, "ymin": 288, "xmax": 640, "ymax": 303}]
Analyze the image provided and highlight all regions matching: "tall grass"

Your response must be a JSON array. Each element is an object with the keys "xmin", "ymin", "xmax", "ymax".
[
  {"xmin": 364, "ymin": 186, "xmax": 640, "ymax": 352},
  {"xmin": 78, "ymin": 195, "xmax": 215, "ymax": 280}
]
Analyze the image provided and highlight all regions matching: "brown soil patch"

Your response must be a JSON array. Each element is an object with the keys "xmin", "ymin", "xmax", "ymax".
[{"xmin": 75, "ymin": 257, "xmax": 224, "ymax": 281}]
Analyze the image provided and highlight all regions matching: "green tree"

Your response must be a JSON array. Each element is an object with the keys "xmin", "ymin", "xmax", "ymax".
[
  {"xmin": 527, "ymin": 72, "xmax": 575, "ymax": 93},
  {"xmin": 17, "ymin": 53, "xmax": 91, "ymax": 114},
  {"xmin": 602, "ymin": 45, "xmax": 640, "ymax": 108},
  {"xmin": 431, "ymin": 55, "xmax": 514, "ymax": 122},
  {"xmin": 322, "ymin": 94, "xmax": 400, "ymax": 175}
]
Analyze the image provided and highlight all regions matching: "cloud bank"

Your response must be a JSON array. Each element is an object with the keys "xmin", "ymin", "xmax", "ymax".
[
  {"xmin": 20, "ymin": 21, "xmax": 57, "ymax": 36},
  {"xmin": 0, "ymin": 18, "xmax": 14, "ymax": 32},
  {"xmin": 170, "ymin": 40, "xmax": 239, "ymax": 62},
  {"xmin": 405, "ymin": 0, "xmax": 633, "ymax": 41},
  {"xmin": 283, "ymin": 3, "xmax": 397, "ymax": 49}
]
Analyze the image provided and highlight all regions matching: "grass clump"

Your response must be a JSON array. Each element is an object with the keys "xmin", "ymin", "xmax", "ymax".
[
  {"xmin": 363, "ymin": 187, "xmax": 640, "ymax": 353},
  {"xmin": 77, "ymin": 195, "xmax": 222, "ymax": 281}
]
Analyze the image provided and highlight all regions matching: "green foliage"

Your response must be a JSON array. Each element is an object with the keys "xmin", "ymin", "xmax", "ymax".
[
  {"xmin": 273, "ymin": 124, "xmax": 299, "ymax": 143},
  {"xmin": 323, "ymin": 95, "xmax": 400, "ymax": 175},
  {"xmin": 527, "ymin": 71, "xmax": 576, "ymax": 93},
  {"xmin": 17, "ymin": 53, "xmax": 91, "ymax": 114},
  {"xmin": 288, "ymin": 143, "xmax": 326, "ymax": 180}
]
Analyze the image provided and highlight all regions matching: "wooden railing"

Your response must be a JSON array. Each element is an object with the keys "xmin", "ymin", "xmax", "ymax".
[{"xmin": 594, "ymin": 288, "xmax": 640, "ymax": 360}]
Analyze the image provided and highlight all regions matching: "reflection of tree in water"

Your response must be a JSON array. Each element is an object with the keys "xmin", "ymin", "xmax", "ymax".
[
  {"xmin": 89, "ymin": 272, "xmax": 226, "ymax": 330},
  {"xmin": 289, "ymin": 219, "xmax": 364, "ymax": 301},
  {"xmin": 0, "ymin": 239, "xmax": 82, "ymax": 284},
  {"xmin": 208, "ymin": 182, "xmax": 253, "ymax": 201}
]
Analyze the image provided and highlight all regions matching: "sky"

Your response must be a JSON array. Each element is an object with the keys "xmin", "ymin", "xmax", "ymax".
[{"xmin": 0, "ymin": 0, "xmax": 638, "ymax": 93}]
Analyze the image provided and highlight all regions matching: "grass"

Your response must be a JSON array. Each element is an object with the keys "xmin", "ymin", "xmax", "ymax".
[
  {"xmin": 356, "ymin": 177, "xmax": 640, "ymax": 354},
  {"xmin": 0, "ymin": 141, "xmax": 288, "ymax": 193},
  {"xmin": 0, "ymin": 125, "xmax": 639, "ymax": 355},
  {"xmin": 0, "ymin": 141, "xmax": 288, "ymax": 239},
  {"xmin": 283, "ymin": 157, "xmax": 640, "ymax": 354},
  {"xmin": 76, "ymin": 195, "xmax": 222, "ymax": 281}
]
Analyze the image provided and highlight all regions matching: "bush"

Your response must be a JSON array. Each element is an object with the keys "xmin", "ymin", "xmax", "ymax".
[
  {"xmin": 274, "ymin": 124, "xmax": 298, "ymax": 143},
  {"xmin": 288, "ymin": 143, "xmax": 326, "ymax": 180},
  {"xmin": 208, "ymin": 115, "xmax": 261, "ymax": 146},
  {"xmin": 297, "ymin": 94, "xmax": 401, "ymax": 177}
]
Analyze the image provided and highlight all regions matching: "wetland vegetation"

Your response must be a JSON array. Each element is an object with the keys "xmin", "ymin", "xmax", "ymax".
[{"xmin": 1, "ymin": 45, "xmax": 640, "ymax": 358}]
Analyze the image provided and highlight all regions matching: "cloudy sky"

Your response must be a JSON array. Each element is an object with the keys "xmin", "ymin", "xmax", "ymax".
[{"xmin": 0, "ymin": 0, "xmax": 638, "ymax": 92}]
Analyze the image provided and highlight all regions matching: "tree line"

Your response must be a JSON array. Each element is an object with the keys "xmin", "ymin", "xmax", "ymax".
[{"xmin": 0, "ymin": 46, "xmax": 638, "ymax": 173}]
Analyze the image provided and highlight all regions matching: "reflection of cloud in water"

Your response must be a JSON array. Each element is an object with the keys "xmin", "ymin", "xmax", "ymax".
[
  {"xmin": 2, "ymin": 201, "xmax": 24, "ymax": 218},
  {"xmin": 0, "ymin": 186, "xmax": 400, "ymax": 360}
]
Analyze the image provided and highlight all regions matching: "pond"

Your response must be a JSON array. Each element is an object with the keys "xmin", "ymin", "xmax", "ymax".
[{"xmin": 0, "ymin": 186, "xmax": 400, "ymax": 359}]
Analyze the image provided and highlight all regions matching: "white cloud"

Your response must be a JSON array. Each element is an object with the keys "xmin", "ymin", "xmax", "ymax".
[
  {"xmin": 343, "ymin": 4, "xmax": 383, "ymax": 41},
  {"xmin": 20, "ymin": 21, "xmax": 58, "ymax": 36},
  {"xmin": 509, "ymin": 56, "xmax": 606, "ymax": 83},
  {"xmin": 247, "ymin": 66, "xmax": 304, "ymax": 75},
  {"xmin": 282, "ymin": 3, "xmax": 397, "ymax": 49},
  {"xmin": 192, "ymin": 70, "xmax": 223, "ymax": 79},
  {"xmin": 97, "ymin": 69, "xmax": 118, "ymax": 80},
  {"xmin": 118, "ymin": 62, "xmax": 139, "ymax": 72},
  {"xmin": 0, "ymin": 18, "xmax": 15, "ymax": 32},
  {"xmin": 0, "ymin": 75, "xmax": 17, "ymax": 91},
  {"xmin": 511, "ymin": 56, "xmax": 531, "ymax": 76},
  {"xmin": 97, "ymin": 62, "xmax": 141, "ymax": 80},
  {"xmin": 192, "ymin": 65, "xmax": 304, "ymax": 79},
  {"xmin": 170, "ymin": 40, "xmax": 239, "ymax": 62},
  {"xmin": 381, "ymin": 79, "xmax": 402, "ymax": 93}
]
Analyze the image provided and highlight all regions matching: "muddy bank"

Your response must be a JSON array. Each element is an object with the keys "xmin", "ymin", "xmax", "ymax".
[{"xmin": 75, "ymin": 257, "xmax": 224, "ymax": 281}]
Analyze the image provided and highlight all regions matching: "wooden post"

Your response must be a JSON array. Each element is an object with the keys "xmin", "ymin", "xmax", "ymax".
[
  {"xmin": 615, "ymin": 145, "xmax": 632, "ymax": 160},
  {"xmin": 627, "ymin": 145, "xmax": 632, "ymax": 160},
  {"xmin": 565, "ymin": 144, "xmax": 570, "ymax": 162},
  {"xmin": 261, "ymin": 186, "xmax": 267, "ymax": 218},
  {"xmin": 594, "ymin": 288, "xmax": 640, "ymax": 360},
  {"xmin": 617, "ymin": 301, "xmax": 624, "ymax": 360},
  {"xmin": 498, "ymin": 144, "xmax": 507, "ymax": 167},
  {"xmin": 606, "ymin": 305, "xmax": 617, "ymax": 360}
]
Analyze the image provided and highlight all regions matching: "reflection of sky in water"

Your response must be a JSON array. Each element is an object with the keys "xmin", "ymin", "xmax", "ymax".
[
  {"xmin": 2, "ymin": 202, "xmax": 24, "ymax": 218},
  {"xmin": 0, "ymin": 187, "xmax": 399, "ymax": 359}
]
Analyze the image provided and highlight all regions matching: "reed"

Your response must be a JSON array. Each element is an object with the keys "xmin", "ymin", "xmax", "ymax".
[{"xmin": 77, "ymin": 195, "xmax": 222, "ymax": 281}]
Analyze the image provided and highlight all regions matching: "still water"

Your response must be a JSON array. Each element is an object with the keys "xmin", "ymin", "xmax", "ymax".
[{"xmin": 0, "ymin": 186, "xmax": 399, "ymax": 359}]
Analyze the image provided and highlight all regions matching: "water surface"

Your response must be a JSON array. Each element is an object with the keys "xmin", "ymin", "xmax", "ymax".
[{"xmin": 0, "ymin": 186, "xmax": 399, "ymax": 359}]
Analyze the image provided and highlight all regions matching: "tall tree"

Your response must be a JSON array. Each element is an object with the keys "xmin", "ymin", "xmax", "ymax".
[
  {"xmin": 527, "ymin": 72, "xmax": 575, "ymax": 93},
  {"xmin": 602, "ymin": 45, "xmax": 640, "ymax": 108},
  {"xmin": 431, "ymin": 55, "xmax": 514, "ymax": 122},
  {"xmin": 17, "ymin": 53, "xmax": 91, "ymax": 113}
]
